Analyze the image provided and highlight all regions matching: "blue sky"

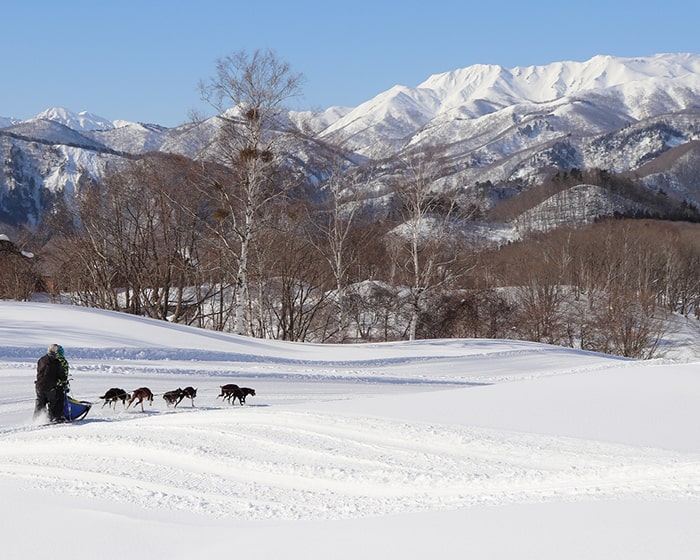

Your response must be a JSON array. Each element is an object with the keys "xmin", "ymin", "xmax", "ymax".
[{"xmin": 2, "ymin": 0, "xmax": 699, "ymax": 127}]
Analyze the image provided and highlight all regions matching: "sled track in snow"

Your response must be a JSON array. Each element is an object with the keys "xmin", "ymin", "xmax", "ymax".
[{"xmin": 1, "ymin": 406, "xmax": 698, "ymax": 520}]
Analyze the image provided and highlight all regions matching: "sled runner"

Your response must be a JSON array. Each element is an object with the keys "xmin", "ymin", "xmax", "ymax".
[{"xmin": 62, "ymin": 394, "xmax": 92, "ymax": 421}]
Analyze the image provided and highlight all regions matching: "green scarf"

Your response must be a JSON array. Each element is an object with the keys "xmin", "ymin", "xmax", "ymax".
[{"xmin": 56, "ymin": 354, "xmax": 69, "ymax": 386}]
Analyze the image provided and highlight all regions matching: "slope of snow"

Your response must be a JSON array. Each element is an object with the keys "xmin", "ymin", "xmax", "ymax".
[
  {"xmin": 289, "ymin": 105, "xmax": 353, "ymax": 134},
  {"xmin": 4, "ymin": 119, "xmax": 106, "ymax": 148},
  {"xmin": 86, "ymin": 122, "xmax": 168, "ymax": 154},
  {"xmin": 322, "ymin": 84, "xmax": 441, "ymax": 142},
  {"xmin": 1, "ymin": 301, "xmax": 699, "ymax": 559},
  {"xmin": 39, "ymin": 145, "xmax": 110, "ymax": 195},
  {"xmin": 513, "ymin": 183, "xmax": 639, "ymax": 233}
]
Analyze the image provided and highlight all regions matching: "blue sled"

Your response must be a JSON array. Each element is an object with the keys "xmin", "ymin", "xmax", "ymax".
[{"xmin": 63, "ymin": 394, "xmax": 92, "ymax": 421}]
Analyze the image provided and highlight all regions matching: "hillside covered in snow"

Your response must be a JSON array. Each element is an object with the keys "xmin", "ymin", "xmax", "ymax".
[{"xmin": 0, "ymin": 301, "xmax": 699, "ymax": 559}]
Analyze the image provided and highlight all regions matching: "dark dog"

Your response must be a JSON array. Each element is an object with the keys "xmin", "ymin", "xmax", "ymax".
[
  {"xmin": 99, "ymin": 387, "xmax": 129, "ymax": 409},
  {"xmin": 232, "ymin": 387, "xmax": 256, "ymax": 405},
  {"xmin": 218, "ymin": 384, "xmax": 256, "ymax": 406},
  {"xmin": 163, "ymin": 388, "xmax": 184, "ymax": 408},
  {"xmin": 127, "ymin": 387, "xmax": 154, "ymax": 412},
  {"xmin": 181, "ymin": 386, "xmax": 197, "ymax": 407},
  {"xmin": 162, "ymin": 387, "xmax": 197, "ymax": 408},
  {"xmin": 218, "ymin": 384, "xmax": 240, "ymax": 403}
]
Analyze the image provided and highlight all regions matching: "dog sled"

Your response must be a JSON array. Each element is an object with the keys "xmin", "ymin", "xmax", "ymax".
[{"xmin": 63, "ymin": 393, "xmax": 92, "ymax": 421}]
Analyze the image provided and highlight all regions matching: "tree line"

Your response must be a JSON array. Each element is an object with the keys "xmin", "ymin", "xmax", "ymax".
[{"xmin": 438, "ymin": 219, "xmax": 700, "ymax": 358}]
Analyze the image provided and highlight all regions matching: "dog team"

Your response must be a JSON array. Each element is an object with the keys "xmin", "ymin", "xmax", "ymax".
[{"xmin": 99, "ymin": 384, "xmax": 256, "ymax": 412}]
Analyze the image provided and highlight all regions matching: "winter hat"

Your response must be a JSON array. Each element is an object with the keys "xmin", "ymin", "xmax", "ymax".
[
  {"xmin": 47, "ymin": 343, "xmax": 60, "ymax": 356},
  {"xmin": 56, "ymin": 345, "xmax": 64, "ymax": 356}
]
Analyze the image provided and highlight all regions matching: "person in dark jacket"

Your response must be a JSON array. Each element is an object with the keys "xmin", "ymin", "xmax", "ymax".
[{"xmin": 34, "ymin": 344, "xmax": 69, "ymax": 422}]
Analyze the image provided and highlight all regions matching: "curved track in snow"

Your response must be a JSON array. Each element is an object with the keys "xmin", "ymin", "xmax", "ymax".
[{"xmin": 1, "ymin": 404, "xmax": 698, "ymax": 521}]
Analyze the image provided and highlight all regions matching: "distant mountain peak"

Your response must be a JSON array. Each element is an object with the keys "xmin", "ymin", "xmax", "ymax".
[{"xmin": 35, "ymin": 107, "xmax": 115, "ymax": 131}]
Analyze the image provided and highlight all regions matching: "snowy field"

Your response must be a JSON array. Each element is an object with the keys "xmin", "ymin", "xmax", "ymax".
[{"xmin": 1, "ymin": 301, "xmax": 699, "ymax": 559}]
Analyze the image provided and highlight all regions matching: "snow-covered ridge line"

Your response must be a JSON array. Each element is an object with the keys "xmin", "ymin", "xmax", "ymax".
[
  {"xmin": 320, "ymin": 53, "xmax": 700, "ymax": 136},
  {"xmin": 4, "ymin": 53, "xmax": 699, "ymax": 133},
  {"xmin": 419, "ymin": 53, "xmax": 700, "ymax": 106}
]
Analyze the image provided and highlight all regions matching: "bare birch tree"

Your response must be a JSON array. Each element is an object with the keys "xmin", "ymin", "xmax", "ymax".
[
  {"xmin": 302, "ymin": 148, "xmax": 377, "ymax": 341},
  {"xmin": 390, "ymin": 152, "xmax": 473, "ymax": 340},
  {"xmin": 199, "ymin": 49, "xmax": 304, "ymax": 335}
]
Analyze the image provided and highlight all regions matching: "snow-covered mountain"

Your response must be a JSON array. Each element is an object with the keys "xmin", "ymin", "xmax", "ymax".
[
  {"xmin": 35, "ymin": 107, "xmax": 116, "ymax": 131},
  {"xmin": 311, "ymin": 53, "xmax": 700, "ymax": 152},
  {"xmin": 2, "ymin": 53, "xmax": 700, "ymax": 229}
]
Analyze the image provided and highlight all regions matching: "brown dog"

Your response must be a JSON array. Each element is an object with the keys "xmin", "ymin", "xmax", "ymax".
[{"xmin": 127, "ymin": 387, "xmax": 154, "ymax": 412}]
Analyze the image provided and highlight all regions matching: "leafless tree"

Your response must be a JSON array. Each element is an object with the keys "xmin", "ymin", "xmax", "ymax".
[
  {"xmin": 555, "ymin": 221, "xmax": 669, "ymax": 357},
  {"xmin": 245, "ymin": 206, "xmax": 333, "ymax": 341},
  {"xmin": 389, "ymin": 151, "xmax": 474, "ymax": 340},
  {"xmin": 0, "ymin": 236, "xmax": 39, "ymax": 300},
  {"xmin": 198, "ymin": 49, "xmax": 304, "ymax": 335},
  {"xmin": 58, "ymin": 156, "xmax": 214, "ymax": 321},
  {"xmin": 304, "ymin": 149, "xmax": 377, "ymax": 341}
]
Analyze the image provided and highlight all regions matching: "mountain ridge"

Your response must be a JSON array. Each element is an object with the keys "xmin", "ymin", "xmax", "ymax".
[
  {"xmin": 2, "ymin": 52, "xmax": 700, "ymax": 230},
  {"xmin": 8, "ymin": 53, "xmax": 700, "ymax": 133}
]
